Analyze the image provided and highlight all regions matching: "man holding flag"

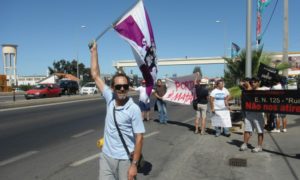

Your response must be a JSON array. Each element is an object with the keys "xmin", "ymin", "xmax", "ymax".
[
  {"xmin": 91, "ymin": 41, "xmax": 145, "ymax": 180},
  {"xmin": 88, "ymin": 0, "xmax": 157, "ymax": 179}
]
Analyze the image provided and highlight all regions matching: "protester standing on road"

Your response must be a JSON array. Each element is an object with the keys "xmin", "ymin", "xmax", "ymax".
[
  {"xmin": 210, "ymin": 79, "xmax": 231, "ymax": 137},
  {"xmin": 90, "ymin": 41, "xmax": 145, "ymax": 180},
  {"xmin": 132, "ymin": 80, "xmax": 152, "ymax": 121},
  {"xmin": 154, "ymin": 79, "xmax": 168, "ymax": 124},
  {"xmin": 193, "ymin": 72, "xmax": 209, "ymax": 135},
  {"xmin": 270, "ymin": 77, "xmax": 288, "ymax": 133},
  {"xmin": 240, "ymin": 77, "xmax": 265, "ymax": 153}
]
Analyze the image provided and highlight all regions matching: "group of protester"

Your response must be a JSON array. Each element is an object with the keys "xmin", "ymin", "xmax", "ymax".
[
  {"xmin": 90, "ymin": 41, "xmax": 288, "ymax": 180},
  {"xmin": 193, "ymin": 72, "xmax": 231, "ymax": 137}
]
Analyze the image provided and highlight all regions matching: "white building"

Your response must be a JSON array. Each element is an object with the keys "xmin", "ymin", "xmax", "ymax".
[{"xmin": 17, "ymin": 75, "xmax": 47, "ymax": 86}]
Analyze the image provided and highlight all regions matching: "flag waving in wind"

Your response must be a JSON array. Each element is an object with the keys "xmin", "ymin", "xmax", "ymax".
[
  {"xmin": 256, "ymin": 0, "xmax": 272, "ymax": 45},
  {"xmin": 231, "ymin": 42, "xmax": 240, "ymax": 58},
  {"xmin": 114, "ymin": 0, "xmax": 157, "ymax": 97}
]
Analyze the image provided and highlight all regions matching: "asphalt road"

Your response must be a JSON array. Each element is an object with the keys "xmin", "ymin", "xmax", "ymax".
[
  {"xmin": 1, "ymin": 95, "xmax": 299, "ymax": 180},
  {"xmin": 0, "ymin": 95, "xmax": 197, "ymax": 180}
]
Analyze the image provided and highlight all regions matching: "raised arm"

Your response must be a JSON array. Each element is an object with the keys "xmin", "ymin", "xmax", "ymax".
[
  {"xmin": 90, "ymin": 41, "xmax": 106, "ymax": 93},
  {"xmin": 194, "ymin": 71, "xmax": 201, "ymax": 85}
]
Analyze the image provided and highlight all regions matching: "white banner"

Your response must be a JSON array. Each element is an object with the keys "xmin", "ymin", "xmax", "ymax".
[{"xmin": 162, "ymin": 74, "xmax": 195, "ymax": 105}]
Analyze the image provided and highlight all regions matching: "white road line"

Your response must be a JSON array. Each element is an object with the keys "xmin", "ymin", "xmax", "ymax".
[
  {"xmin": 69, "ymin": 131, "xmax": 160, "ymax": 167},
  {"xmin": 70, "ymin": 153, "xmax": 101, "ymax": 167},
  {"xmin": 144, "ymin": 131, "xmax": 159, "ymax": 138},
  {"xmin": 0, "ymin": 151, "xmax": 38, "ymax": 166},
  {"xmin": 72, "ymin": 129, "xmax": 95, "ymax": 138}
]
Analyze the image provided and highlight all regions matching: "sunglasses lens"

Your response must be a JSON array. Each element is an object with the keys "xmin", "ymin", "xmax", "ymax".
[
  {"xmin": 115, "ymin": 84, "xmax": 129, "ymax": 90},
  {"xmin": 123, "ymin": 84, "xmax": 129, "ymax": 90}
]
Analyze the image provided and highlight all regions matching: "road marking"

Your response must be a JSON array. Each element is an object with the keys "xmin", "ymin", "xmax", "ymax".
[
  {"xmin": 72, "ymin": 129, "xmax": 95, "ymax": 138},
  {"xmin": 144, "ymin": 131, "xmax": 159, "ymax": 138},
  {"xmin": 0, "ymin": 151, "xmax": 38, "ymax": 166},
  {"xmin": 70, "ymin": 153, "xmax": 101, "ymax": 167},
  {"xmin": 69, "ymin": 131, "xmax": 160, "ymax": 167}
]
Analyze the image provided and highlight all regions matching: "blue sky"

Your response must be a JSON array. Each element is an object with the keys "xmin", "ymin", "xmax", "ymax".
[{"xmin": 0, "ymin": 0, "xmax": 299, "ymax": 79}]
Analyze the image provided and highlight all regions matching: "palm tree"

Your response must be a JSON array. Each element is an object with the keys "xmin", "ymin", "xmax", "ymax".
[
  {"xmin": 224, "ymin": 46, "xmax": 263, "ymax": 87},
  {"xmin": 224, "ymin": 46, "xmax": 290, "ymax": 98}
]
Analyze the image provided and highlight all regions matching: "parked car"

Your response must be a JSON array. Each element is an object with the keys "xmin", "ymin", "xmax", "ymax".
[
  {"xmin": 59, "ymin": 80, "xmax": 79, "ymax": 95},
  {"xmin": 25, "ymin": 83, "xmax": 61, "ymax": 99},
  {"xmin": 14, "ymin": 87, "xmax": 25, "ymax": 93},
  {"xmin": 80, "ymin": 82, "xmax": 99, "ymax": 95}
]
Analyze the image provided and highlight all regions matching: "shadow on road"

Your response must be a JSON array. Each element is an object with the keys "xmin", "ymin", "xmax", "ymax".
[
  {"xmin": 263, "ymin": 149, "xmax": 300, "ymax": 160},
  {"xmin": 227, "ymin": 139, "xmax": 255, "ymax": 149},
  {"xmin": 154, "ymin": 119, "xmax": 195, "ymax": 132}
]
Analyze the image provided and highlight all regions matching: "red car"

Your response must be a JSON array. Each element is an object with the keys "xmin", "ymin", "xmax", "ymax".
[{"xmin": 25, "ymin": 83, "xmax": 62, "ymax": 99}]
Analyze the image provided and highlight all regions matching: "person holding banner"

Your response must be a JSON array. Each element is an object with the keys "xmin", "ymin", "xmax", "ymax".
[
  {"xmin": 193, "ymin": 72, "xmax": 209, "ymax": 135},
  {"xmin": 154, "ymin": 79, "xmax": 168, "ymax": 124},
  {"xmin": 270, "ymin": 78, "xmax": 288, "ymax": 133},
  {"xmin": 210, "ymin": 80, "xmax": 232, "ymax": 137},
  {"xmin": 90, "ymin": 41, "xmax": 145, "ymax": 180},
  {"xmin": 240, "ymin": 77, "xmax": 265, "ymax": 153}
]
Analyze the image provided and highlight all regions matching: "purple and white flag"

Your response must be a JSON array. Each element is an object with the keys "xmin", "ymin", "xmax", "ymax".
[{"xmin": 114, "ymin": 0, "xmax": 157, "ymax": 97}]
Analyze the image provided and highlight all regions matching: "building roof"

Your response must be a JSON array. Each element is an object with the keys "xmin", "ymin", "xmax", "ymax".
[{"xmin": 54, "ymin": 73, "xmax": 79, "ymax": 81}]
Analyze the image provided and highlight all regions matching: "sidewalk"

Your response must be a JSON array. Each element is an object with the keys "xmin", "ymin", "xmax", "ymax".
[{"xmin": 149, "ymin": 115, "xmax": 300, "ymax": 180}]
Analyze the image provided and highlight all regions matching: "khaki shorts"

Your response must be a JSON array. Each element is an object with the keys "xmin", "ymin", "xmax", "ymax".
[
  {"xmin": 244, "ymin": 112, "xmax": 264, "ymax": 134},
  {"xmin": 196, "ymin": 103, "xmax": 208, "ymax": 119}
]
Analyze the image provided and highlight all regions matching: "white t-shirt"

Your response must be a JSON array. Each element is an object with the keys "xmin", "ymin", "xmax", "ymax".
[
  {"xmin": 210, "ymin": 88, "xmax": 230, "ymax": 110},
  {"xmin": 135, "ymin": 86, "xmax": 150, "ymax": 103},
  {"xmin": 271, "ymin": 83, "xmax": 283, "ymax": 90}
]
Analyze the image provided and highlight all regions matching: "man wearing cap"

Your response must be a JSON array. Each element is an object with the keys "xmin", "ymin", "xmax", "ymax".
[{"xmin": 193, "ymin": 72, "xmax": 209, "ymax": 135}]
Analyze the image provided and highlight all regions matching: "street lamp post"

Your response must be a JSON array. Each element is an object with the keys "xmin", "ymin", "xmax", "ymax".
[
  {"xmin": 215, "ymin": 20, "xmax": 227, "ymax": 57},
  {"xmin": 216, "ymin": 20, "xmax": 227, "ymax": 74},
  {"xmin": 77, "ymin": 25, "xmax": 87, "ymax": 80}
]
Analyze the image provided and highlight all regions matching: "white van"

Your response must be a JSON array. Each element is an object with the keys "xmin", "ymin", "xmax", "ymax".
[{"xmin": 80, "ymin": 82, "xmax": 99, "ymax": 95}]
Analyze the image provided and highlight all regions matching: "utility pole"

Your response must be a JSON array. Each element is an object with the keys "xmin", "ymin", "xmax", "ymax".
[
  {"xmin": 282, "ymin": 0, "xmax": 289, "ymax": 77},
  {"xmin": 246, "ymin": 0, "xmax": 252, "ymax": 78}
]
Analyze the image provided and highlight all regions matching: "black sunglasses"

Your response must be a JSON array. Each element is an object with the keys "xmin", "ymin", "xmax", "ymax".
[{"xmin": 114, "ymin": 84, "xmax": 129, "ymax": 90}]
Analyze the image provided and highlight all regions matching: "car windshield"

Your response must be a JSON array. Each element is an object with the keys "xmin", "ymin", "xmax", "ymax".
[
  {"xmin": 34, "ymin": 84, "xmax": 47, "ymax": 89},
  {"xmin": 84, "ymin": 83, "xmax": 95, "ymax": 87},
  {"xmin": 60, "ymin": 81, "xmax": 69, "ymax": 85}
]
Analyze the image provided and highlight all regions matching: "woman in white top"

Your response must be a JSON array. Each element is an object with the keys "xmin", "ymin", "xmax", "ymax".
[{"xmin": 210, "ymin": 80, "xmax": 232, "ymax": 137}]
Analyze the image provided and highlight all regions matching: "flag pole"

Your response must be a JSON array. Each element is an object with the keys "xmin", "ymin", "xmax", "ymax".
[{"xmin": 88, "ymin": 0, "xmax": 142, "ymax": 49}]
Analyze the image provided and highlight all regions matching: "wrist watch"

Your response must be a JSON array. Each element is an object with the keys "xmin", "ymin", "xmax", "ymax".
[{"xmin": 131, "ymin": 160, "xmax": 138, "ymax": 166}]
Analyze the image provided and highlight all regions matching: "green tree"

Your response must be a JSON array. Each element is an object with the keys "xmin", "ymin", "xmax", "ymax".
[
  {"xmin": 224, "ymin": 46, "xmax": 290, "ymax": 98},
  {"xmin": 48, "ymin": 59, "xmax": 93, "ymax": 84},
  {"xmin": 224, "ymin": 47, "xmax": 263, "ymax": 88}
]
